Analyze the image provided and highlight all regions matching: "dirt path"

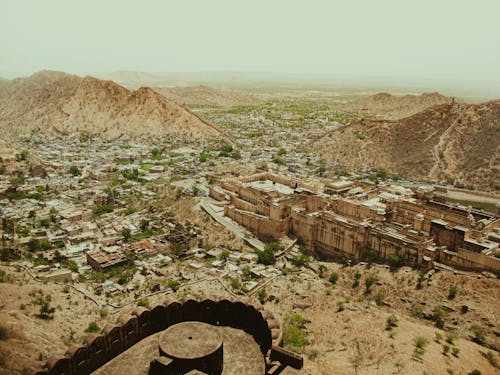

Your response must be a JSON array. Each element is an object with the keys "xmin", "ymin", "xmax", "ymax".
[{"xmin": 428, "ymin": 109, "xmax": 460, "ymax": 180}]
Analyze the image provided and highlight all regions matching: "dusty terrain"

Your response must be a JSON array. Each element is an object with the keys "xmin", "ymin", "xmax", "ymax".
[
  {"xmin": 1, "ymin": 258, "xmax": 498, "ymax": 374},
  {"xmin": 153, "ymin": 85, "xmax": 260, "ymax": 108},
  {"xmin": 311, "ymin": 100, "xmax": 500, "ymax": 191},
  {"xmin": 0, "ymin": 71, "xmax": 228, "ymax": 143}
]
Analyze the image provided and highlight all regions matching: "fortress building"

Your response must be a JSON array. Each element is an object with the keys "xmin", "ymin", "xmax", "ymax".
[{"xmin": 209, "ymin": 172, "xmax": 500, "ymax": 273}]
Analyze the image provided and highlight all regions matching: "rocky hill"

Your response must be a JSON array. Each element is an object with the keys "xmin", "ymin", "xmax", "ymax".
[
  {"xmin": 0, "ymin": 71, "xmax": 227, "ymax": 142},
  {"xmin": 153, "ymin": 85, "xmax": 260, "ymax": 108},
  {"xmin": 311, "ymin": 101, "xmax": 500, "ymax": 191},
  {"xmin": 359, "ymin": 92, "xmax": 453, "ymax": 119},
  {"xmin": 0, "ymin": 77, "xmax": 9, "ymax": 90}
]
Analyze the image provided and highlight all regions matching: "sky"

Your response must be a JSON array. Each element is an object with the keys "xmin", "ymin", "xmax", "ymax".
[{"xmin": 1, "ymin": 0, "xmax": 500, "ymax": 86}]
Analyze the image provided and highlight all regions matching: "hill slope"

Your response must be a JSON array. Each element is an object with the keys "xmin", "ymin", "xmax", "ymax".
[
  {"xmin": 153, "ymin": 85, "xmax": 260, "ymax": 108},
  {"xmin": 358, "ymin": 92, "xmax": 453, "ymax": 119},
  {"xmin": 311, "ymin": 101, "xmax": 500, "ymax": 191},
  {"xmin": 0, "ymin": 71, "xmax": 227, "ymax": 142}
]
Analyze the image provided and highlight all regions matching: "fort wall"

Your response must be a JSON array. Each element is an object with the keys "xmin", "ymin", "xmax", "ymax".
[{"xmin": 26, "ymin": 299, "xmax": 297, "ymax": 375}]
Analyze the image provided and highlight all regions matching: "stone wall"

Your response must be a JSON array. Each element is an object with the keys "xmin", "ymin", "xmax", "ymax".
[
  {"xmin": 225, "ymin": 206, "xmax": 288, "ymax": 241},
  {"xmin": 25, "ymin": 298, "xmax": 299, "ymax": 375}
]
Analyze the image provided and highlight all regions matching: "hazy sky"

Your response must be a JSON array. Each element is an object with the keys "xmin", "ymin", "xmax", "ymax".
[{"xmin": 1, "ymin": 0, "xmax": 500, "ymax": 83}]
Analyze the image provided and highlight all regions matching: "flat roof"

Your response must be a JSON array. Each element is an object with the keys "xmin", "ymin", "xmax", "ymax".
[{"xmin": 246, "ymin": 180, "xmax": 294, "ymax": 195}]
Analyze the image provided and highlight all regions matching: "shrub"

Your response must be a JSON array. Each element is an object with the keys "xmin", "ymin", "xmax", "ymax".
[
  {"xmin": 292, "ymin": 254, "xmax": 310, "ymax": 268},
  {"xmin": 485, "ymin": 351, "xmax": 497, "ymax": 368},
  {"xmin": 167, "ymin": 280, "xmax": 180, "ymax": 292},
  {"xmin": 413, "ymin": 336, "xmax": 428, "ymax": 359},
  {"xmin": 471, "ymin": 325, "xmax": 486, "ymax": 345},
  {"xmin": 151, "ymin": 147, "xmax": 165, "ymax": 159},
  {"xmin": 92, "ymin": 203, "xmax": 114, "ymax": 217},
  {"xmin": 452, "ymin": 347, "xmax": 460, "ymax": 357},
  {"xmin": 99, "ymin": 308, "xmax": 108, "ymax": 318},
  {"xmin": 329, "ymin": 272, "xmax": 339, "ymax": 285},
  {"xmin": 446, "ymin": 331, "xmax": 458, "ymax": 344},
  {"xmin": 374, "ymin": 290, "xmax": 385, "ymax": 306},
  {"xmin": 230, "ymin": 278, "xmax": 242, "ymax": 291},
  {"xmin": 364, "ymin": 276, "xmax": 375, "ymax": 292},
  {"xmin": 318, "ymin": 265, "xmax": 327, "ymax": 278},
  {"xmin": 69, "ymin": 165, "xmax": 81, "ymax": 176},
  {"xmin": 34, "ymin": 295, "xmax": 55, "ymax": 319},
  {"xmin": 84, "ymin": 322, "xmax": 100, "ymax": 333},
  {"xmin": 0, "ymin": 325, "xmax": 8, "ymax": 340},
  {"xmin": 468, "ymin": 370, "xmax": 481, "ymax": 375},
  {"xmin": 257, "ymin": 288, "xmax": 267, "ymax": 304},
  {"xmin": 277, "ymin": 147, "xmax": 287, "ymax": 155},
  {"xmin": 283, "ymin": 314, "xmax": 308, "ymax": 353},
  {"xmin": 448, "ymin": 286, "xmax": 457, "ymax": 300},
  {"xmin": 137, "ymin": 298, "xmax": 149, "ymax": 307},
  {"xmin": 353, "ymin": 272, "xmax": 361, "ymax": 288},
  {"xmin": 272, "ymin": 156, "xmax": 285, "ymax": 165},
  {"xmin": 386, "ymin": 315, "xmax": 398, "ymax": 330},
  {"xmin": 414, "ymin": 336, "xmax": 428, "ymax": 350},
  {"xmin": 417, "ymin": 272, "xmax": 426, "ymax": 288},
  {"xmin": 0, "ymin": 270, "xmax": 9, "ymax": 283},
  {"xmin": 433, "ymin": 305, "xmax": 446, "ymax": 328},
  {"xmin": 389, "ymin": 253, "xmax": 404, "ymax": 269}
]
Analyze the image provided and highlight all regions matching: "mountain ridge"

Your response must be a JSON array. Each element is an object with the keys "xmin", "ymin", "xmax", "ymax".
[
  {"xmin": 0, "ymin": 71, "xmax": 228, "ymax": 143},
  {"xmin": 311, "ymin": 100, "xmax": 500, "ymax": 191}
]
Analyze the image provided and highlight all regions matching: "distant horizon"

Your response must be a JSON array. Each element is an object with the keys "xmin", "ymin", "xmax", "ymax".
[{"xmin": 2, "ymin": 68, "xmax": 499, "ymax": 101}]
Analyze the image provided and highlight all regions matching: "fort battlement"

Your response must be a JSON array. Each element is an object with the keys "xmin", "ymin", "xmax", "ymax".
[{"xmin": 24, "ymin": 298, "xmax": 302, "ymax": 375}]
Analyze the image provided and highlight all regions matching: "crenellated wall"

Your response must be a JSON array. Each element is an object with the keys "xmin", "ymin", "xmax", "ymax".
[{"xmin": 25, "ymin": 298, "xmax": 299, "ymax": 375}]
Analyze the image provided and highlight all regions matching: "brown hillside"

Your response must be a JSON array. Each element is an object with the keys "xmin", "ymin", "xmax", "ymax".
[
  {"xmin": 0, "ymin": 71, "xmax": 227, "ymax": 142},
  {"xmin": 0, "ymin": 77, "xmax": 9, "ymax": 89},
  {"xmin": 359, "ymin": 92, "xmax": 453, "ymax": 119},
  {"xmin": 311, "ymin": 101, "xmax": 500, "ymax": 191},
  {"xmin": 153, "ymin": 85, "xmax": 260, "ymax": 108}
]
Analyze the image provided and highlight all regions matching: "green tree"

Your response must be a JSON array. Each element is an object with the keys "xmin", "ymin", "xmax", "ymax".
[
  {"xmin": 27, "ymin": 238, "xmax": 41, "ymax": 252},
  {"xmin": 256, "ymin": 242, "xmax": 279, "ymax": 265}
]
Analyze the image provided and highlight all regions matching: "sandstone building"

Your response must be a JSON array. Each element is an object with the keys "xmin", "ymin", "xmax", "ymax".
[{"xmin": 209, "ymin": 172, "xmax": 500, "ymax": 273}]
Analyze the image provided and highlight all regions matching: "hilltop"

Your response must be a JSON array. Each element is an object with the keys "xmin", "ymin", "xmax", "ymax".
[
  {"xmin": 311, "ymin": 100, "xmax": 500, "ymax": 191},
  {"xmin": 357, "ymin": 92, "xmax": 453, "ymax": 119},
  {"xmin": 0, "ymin": 71, "xmax": 227, "ymax": 143},
  {"xmin": 152, "ymin": 85, "xmax": 260, "ymax": 108},
  {"xmin": 0, "ymin": 77, "xmax": 9, "ymax": 90}
]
